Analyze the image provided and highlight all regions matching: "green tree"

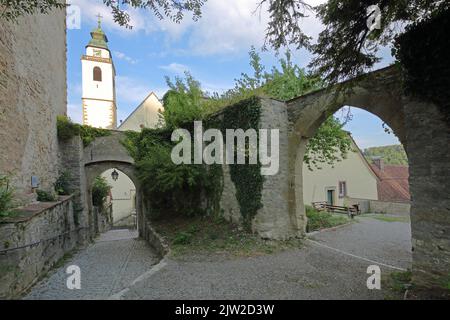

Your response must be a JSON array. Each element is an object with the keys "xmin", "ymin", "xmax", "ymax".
[
  {"xmin": 91, "ymin": 176, "xmax": 111, "ymax": 207},
  {"xmin": 0, "ymin": 0, "xmax": 205, "ymax": 25},
  {"xmin": 162, "ymin": 73, "xmax": 205, "ymax": 129},
  {"xmin": 162, "ymin": 48, "xmax": 352, "ymax": 169},
  {"xmin": 363, "ymin": 145, "xmax": 408, "ymax": 165},
  {"xmin": 260, "ymin": 0, "xmax": 448, "ymax": 83}
]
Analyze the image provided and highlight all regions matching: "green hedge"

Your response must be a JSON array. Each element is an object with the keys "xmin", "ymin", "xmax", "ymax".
[{"xmin": 57, "ymin": 115, "xmax": 111, "ymax": 146}]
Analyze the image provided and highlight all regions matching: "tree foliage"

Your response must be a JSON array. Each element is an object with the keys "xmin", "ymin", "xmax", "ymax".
[
  {"xmin": 122, "ymin": 129, "xmax": 219, "ymax": 218},
  {"xmin": 225, "ymin": 48, "xmax": 352, "ymax": 169},
  {"xmin": 0, "ymin": 0, "xmax": 66, "ymax": 22},
  {"xmin": 91, "ymin": 176, "xmax": 111, "ymax": 207},
  {"xmin": 0, "ymin": 0, "xmax": 205, "ymax": 26},
  {"xmin": 162, "ymin": 74, "xmax": 204, "ymax": 129},
  {"xmin": 363, "ymin": 145, "xmax": 408, "ymax": 166},
  {"xmin": 261, "ymin": 0, "xmax": 448, "ymax": 83}
]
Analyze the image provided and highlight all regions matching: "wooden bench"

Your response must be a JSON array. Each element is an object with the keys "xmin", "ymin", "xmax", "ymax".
[{"xmin": 312, "ymin": 202, "xmax": 361, "ymax": 219}]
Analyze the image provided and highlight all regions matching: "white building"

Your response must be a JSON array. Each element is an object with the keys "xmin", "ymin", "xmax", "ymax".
[
  {"xmin": 302, "ymin": 135, "xmax": 379, "ymax": 207},
  {"xmin": 81, "ymin": 19, "xmax": 117, "ymax": 129}
]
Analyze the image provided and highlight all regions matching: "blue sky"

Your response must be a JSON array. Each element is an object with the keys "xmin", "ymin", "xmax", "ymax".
[{"xmin": 67, "ymin": 0, "xmax": 401, "ymax": 149}]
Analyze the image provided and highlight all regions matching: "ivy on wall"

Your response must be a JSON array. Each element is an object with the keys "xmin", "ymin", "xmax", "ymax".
[
  {"xmin": 394, "ymin": 8, "xmax": 450, "ymax": 122},
  {"xmin": 57, "ymin": 115, "xmax": 111, "ymax": 147},
  {"xmin": 121, "ymin": 96, "xmax": 264, "ymax": 230},
  {"xmin": 219, "ymin": 97, "xmax": 264, "ymax": 230}
]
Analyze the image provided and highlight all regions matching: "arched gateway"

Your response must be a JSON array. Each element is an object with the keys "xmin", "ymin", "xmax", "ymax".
[
  {"xmin": 82, "ymin": 132, "xmax": 145, "ymax": 236},
  {"xmin": 255, "ymin": 65, "xmax": 448, "ymax": 289}
]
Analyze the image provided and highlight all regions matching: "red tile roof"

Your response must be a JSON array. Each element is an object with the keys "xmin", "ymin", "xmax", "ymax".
[{"xmin": 370, "ymin": 163, "xmax": 410, "ymax": 202}]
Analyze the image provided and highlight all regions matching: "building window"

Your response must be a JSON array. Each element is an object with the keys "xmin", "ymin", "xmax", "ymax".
[
  {"xmin": 93, "ymin": 66, "xmax": 102, "ymax": 82},
  {"xmin": 338, "ymin": 181, "xmax": 347, "ymax": 198}
]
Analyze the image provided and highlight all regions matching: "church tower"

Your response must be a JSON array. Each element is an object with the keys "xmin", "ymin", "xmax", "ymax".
[{"xmin": 81, "ymin": 16, "xmax": 117, "ymax": 129}]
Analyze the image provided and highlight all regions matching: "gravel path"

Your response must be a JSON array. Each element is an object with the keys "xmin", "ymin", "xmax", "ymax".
[
  {"xmin": 25, "ymin": 216, "xmax": 412, "ymax": 300},
  {"xmin": 118, "ymin": 216, "xmax": 411, "ymax": 300}
]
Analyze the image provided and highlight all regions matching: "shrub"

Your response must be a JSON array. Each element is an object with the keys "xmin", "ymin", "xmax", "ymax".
[
  {"xmin": 91, "ymin": 176, "xmax": 111, "ymax": 207},
  {"xmin": 172, "ymin": 231, "xmax": 193, "ymax": 245},
  {"xmin": 123, "ymin": 129, "xmax": 219, "ymax": 219},
  {"xmin": 305, "ymin": 205, "xmax": 349, "ymax": 232},
  {"xmin": 57, "ymin": 115, "xmax": 111, "ymax": 147},
  {"xmin": 36, "ymin": 189, "xmax": 56, "ymax": 202},
  {"xmin": 54, "ymin": 171, "xmax": 72, "ymax": 195},
  {"xmin": 0, "ymin": 175, "xmax": 14, "ymax": 217}
]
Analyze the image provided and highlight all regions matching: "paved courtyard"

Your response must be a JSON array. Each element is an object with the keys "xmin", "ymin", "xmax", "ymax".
[{"xmin": 25, "ymin": 216, "xmax": 412, "ymax": 300}]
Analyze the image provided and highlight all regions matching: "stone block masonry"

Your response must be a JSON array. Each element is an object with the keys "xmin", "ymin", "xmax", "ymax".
[
  {"xmin": 0, "ymin": 196, "xmax": 83, "ymax": 299},
  {"xmin": 0, "ymin": 9, "xmax": 67, "ymax": 205}
]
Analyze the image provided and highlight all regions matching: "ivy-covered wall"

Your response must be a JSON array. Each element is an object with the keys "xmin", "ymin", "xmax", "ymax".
[{"xmin": 213, "ymin": 97, "xmax": 264, "ymax": 230}]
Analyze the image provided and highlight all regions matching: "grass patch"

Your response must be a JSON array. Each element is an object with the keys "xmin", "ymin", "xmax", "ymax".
[
  {"xmin": 362, "ymin": 214, "xmax": 410, "ymax": 223},
  {"xmin": 305, "ymin": 206, "xmax": 351, "ymax": 232},
  {"xmin": 383, "ymin": 271, "xmax": 412, "ymax": 300},
  {"xmin": 153, "ymin": 215, "xmax": 303, "ymax": 258}
]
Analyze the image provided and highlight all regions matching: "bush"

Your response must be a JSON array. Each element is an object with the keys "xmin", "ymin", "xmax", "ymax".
[
  {"xmin": 91, "ymin": 176, "xmax": 111, "ymax": 207},
  {"xmin": 172, "ymin": 231, "xmax": 193, "ymax": 245},
  {"xmin": 123, "ymin": 129, "xmax": 219, "ymax": 219},
  {"xmin": 57, "ymin": 115, "xmax": 111, "ymax": 147},
  {"xmin": 54, "ymin": 171, "xmax": 72, "ymax": 195},
  {"xmin": 36, "ymin": 189, "xmax": 56, "ymax": 202},
  {"xmin": 305, "ymin": 205, "xmax": 349, "ymax": 232},
  {"xmin": 0, "ymin": 175, "xmax": 14, "ymax": 217}
]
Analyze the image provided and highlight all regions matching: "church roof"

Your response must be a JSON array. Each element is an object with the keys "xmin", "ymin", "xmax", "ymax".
[
  {"xmin": 88, "ymin": 17, "xmax": 109, "ymax": 50},
  {"xmin": 118, "ymin": 92, "xmax": 164, "ymax": 131}
]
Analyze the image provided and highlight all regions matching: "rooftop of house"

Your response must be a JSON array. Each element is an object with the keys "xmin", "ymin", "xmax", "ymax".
[{"xmin": 370, "ymin": 159, "xmax": 410, "ymax": 203}]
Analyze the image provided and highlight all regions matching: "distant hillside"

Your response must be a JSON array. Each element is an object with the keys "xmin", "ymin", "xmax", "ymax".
[{"xmin": 363, "ymin": 145, "xmax": 408, "ymax": 165}]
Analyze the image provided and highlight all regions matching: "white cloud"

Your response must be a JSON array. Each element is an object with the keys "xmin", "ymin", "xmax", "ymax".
[
  {"xmin": 159, "ymin": 63, "xmax": 190, "ymax": 75},
  {"xmin": 113, "ymin": 51, "xmax": 138, "ymax": 64},
  {"xmin": 116, "ymin": 76, "xmax": 154, "ymax": 105},
  {"xmin": 116, "ymin": 76, "xmax": 167, "ymax": 104},
  {"xmin": 67, "ymin": 103, "xmax": 83, "ymax": 124},
  {"xmin": 70, "ymin": 0, "xmax": 326, "ymax": 56}
]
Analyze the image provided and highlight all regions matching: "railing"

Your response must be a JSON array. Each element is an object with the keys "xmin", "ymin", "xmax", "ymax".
[{"xmin": 312, "ymin": 201, "xmax": 361, "ymax": 219}]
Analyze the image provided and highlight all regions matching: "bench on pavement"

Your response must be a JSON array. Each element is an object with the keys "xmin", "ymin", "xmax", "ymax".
[{"xmin": 312, "ymin": 202, "xmax": 361, "ymax": 219}]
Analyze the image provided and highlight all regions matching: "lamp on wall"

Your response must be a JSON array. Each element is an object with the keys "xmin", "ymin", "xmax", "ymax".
[{"xmin": 111, "ymin": 169, "xmax": 119, "ymax": 181}]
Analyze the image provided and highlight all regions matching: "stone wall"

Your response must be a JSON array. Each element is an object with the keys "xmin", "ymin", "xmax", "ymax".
[
  {"xmin": 403, "ymin": 99, "xmax": 450, "ymax": 290},
  {"xmin": 214, "ymin": 97, "xmax": 296, "ymax": 239},
  {"xmin": 254, "ymin": 98, "xmax": 297, "ymax": 239},
  {"xmin": 0, "ymin": 196, "xmax": 83, "ymax": 299},
  {"xmin": 346, "ymin": 197, "xmax": 411, "ymax": 215},
  {"xmin": 0, "ymin": 9, "xmax": 67, "ymax": 205}
]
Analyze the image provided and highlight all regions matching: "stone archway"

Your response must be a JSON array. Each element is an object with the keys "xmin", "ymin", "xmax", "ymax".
[
  {"xmin": 286, "ymin": 66, "xmax": 406, "ymax": 235},
  {"xmin": 284, "ymin": 65, "xmax": 450, "ymax": 289},
  {"xmin": 82, "ymin": 131, "xmax": 145, "ymax": 237},
  {"xmin": 85, "ymin": 161, "xmax": 142, "ymax": 234}
]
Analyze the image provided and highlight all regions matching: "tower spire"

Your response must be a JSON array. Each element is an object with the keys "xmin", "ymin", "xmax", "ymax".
[
  {"xmin": 96, "ymin": 13, "xmax": 103, "ymax": 29},
  {"xmin": 88, "ymin": 13, "xmax": 109, "ymax": 50}
]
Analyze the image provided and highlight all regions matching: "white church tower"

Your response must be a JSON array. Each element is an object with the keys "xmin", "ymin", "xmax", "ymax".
[{"xmin": 81, "ymin": 16, "xmax": 117, "ymax": 129}]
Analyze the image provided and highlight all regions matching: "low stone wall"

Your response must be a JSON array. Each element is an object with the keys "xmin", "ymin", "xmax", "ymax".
[
  {"xmin": 346, "ymin": 197, "xmax": 410, "ymax": 215},
  {"xmin": 141, "ymin": 216, "xmax": 169, "ymax": 258},
  {"xmin": 0, "ymin": 196, "xmax": 86, "ymax": 299}
]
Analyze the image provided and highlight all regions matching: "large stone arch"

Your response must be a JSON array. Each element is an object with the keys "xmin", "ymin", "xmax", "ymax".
[
  {"xmin": 283, "ymin": 65, "xmax": 450, "ymax": 289},
  {"xmin": 286, "ymin": 66, "xmax": 406, "ymax": 234}
]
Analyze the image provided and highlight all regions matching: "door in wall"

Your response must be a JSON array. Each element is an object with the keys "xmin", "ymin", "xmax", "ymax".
[{"xmin": 327, "ymin": 189, "xmax": 335, "ymax": 205}]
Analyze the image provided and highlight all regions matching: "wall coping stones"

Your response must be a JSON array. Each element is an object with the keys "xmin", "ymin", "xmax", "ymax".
[{"xmin": 0, "ymin": 195, "xmax": 74, "ymax": 224}]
